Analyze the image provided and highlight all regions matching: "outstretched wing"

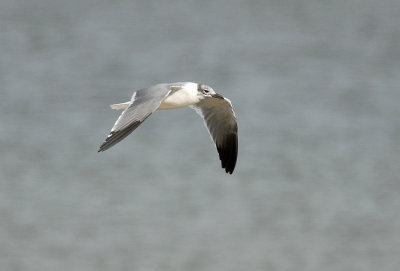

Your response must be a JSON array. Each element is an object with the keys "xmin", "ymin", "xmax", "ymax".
[
  {"xmin": 191, "ymin": 96, "xmax": 238, "ymax": 174},
  {"xmin": 98, "ymin": 83, "xmax": 174, "ymax": 152}
]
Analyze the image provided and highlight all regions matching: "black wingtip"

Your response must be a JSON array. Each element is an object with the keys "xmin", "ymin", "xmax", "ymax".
[
  {"xmin": 97, "ymin": 144, "xmax": 107, "ymax": 152},
  {"xmin": 97, "ymin": 131, "xmax": 117, "ymax": 153},
  {"xmin": 217, "ymin": 133, "xmax": 238, "ymax": 174},
  {"xmin": 97, "ymin": 120, "xmax": 144, "ymax": 153},
  {"xmin": 98, "ymin": 141, "xmax": 109, "ymax": 152}
]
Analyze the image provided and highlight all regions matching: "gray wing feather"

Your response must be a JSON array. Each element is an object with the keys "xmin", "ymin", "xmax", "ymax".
[
  {"xmin": 98, "ymin": 84, "xmax": 172, "ymax": 152},
  {"xmin": 191, "ymin": 97, "xmax": 238, "ymax": 174}
]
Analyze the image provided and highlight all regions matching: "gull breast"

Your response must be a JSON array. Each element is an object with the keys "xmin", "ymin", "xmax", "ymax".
[{"xmin": 158, "ymin": 82, "xmax": 199, "ymax": 110}]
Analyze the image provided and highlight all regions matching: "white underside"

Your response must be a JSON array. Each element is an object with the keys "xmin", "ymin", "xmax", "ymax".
[{"xmin": 157, "ymin": 82, "xmax": 200, "ymax": 110}]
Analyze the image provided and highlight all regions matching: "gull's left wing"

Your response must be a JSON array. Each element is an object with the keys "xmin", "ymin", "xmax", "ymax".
[{"xmin": 191, "ymin": 95, "xmax": 238, "ymax": 174}]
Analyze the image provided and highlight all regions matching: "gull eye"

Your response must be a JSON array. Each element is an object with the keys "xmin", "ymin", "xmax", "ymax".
[{"xmin": 199, "ymin": 84, "xmax": 211, "ymax": 95}]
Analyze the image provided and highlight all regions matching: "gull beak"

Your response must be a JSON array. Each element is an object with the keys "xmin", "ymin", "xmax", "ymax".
[{"xmin": 211, "ymin": 93, "xmax": 224, "ymax": 99}]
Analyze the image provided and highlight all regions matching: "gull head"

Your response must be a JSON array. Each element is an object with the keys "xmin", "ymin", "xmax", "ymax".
[{"xmin": 197, "ymin": 83, "xmax": 224, "ymax": 99}]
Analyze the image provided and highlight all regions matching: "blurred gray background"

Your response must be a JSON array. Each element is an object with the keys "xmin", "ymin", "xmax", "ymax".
[{"xmin": 1, "ymin": 0, "xmax": 400, "ymax": 270}]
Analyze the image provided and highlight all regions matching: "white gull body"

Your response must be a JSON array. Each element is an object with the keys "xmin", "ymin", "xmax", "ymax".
[{"xmin": 98, "ymin": 82, "xmax": 238, "ymax": 174}]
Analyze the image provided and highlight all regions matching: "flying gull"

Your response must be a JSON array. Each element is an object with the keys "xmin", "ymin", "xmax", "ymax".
[{"xmin": 98, "ymin": 82, "xmax": 238, "ymax": 174}]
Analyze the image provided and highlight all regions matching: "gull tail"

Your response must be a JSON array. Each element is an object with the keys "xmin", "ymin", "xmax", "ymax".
[{"xmin": 110, "ymin": 102, "xmax": 130, "ymax": 110}]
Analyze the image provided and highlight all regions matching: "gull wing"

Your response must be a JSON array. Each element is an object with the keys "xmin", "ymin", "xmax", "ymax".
[
  {"xmin": 191, "ymin": 96, "xmax": 238, "ymax": 174},
  {"xmin": 98, "ymin": 83, "xmax": 174, "ymax": 152}
]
